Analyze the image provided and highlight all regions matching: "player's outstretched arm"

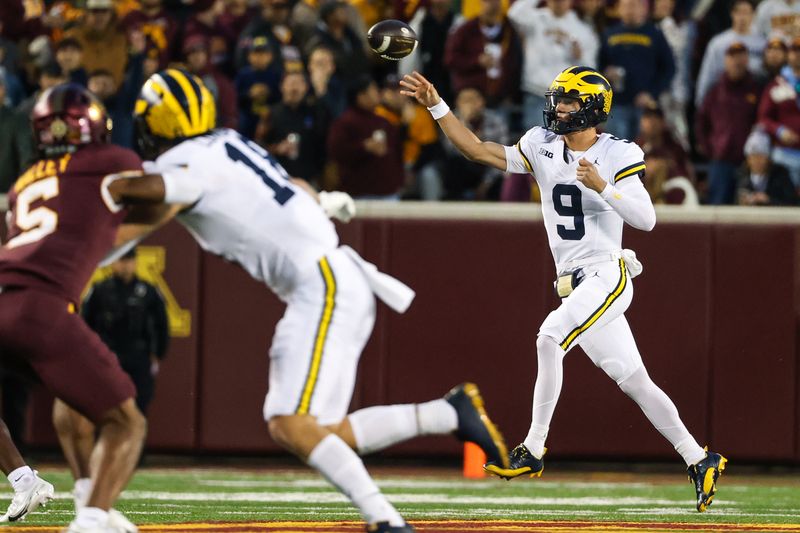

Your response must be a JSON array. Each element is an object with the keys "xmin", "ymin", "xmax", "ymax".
[{"xmin": 400, "ymin": 72, "xmax": 507, "ymax": 171}]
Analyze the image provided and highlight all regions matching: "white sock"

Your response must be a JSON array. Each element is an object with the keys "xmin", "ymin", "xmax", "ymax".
[
  {"xmin": 523, "ymin": 336, "xmax": 566, "ymax": 457},
  {"xmin": 7, "ymin": 466, "xmax": 35, "ymax": 492},
  {"xmin": 348, "ymin": 401, "xmax": 457, "ymax": 455},
  {"xmin": 618, "ymin": 367, "xmax": 706, "ymax": 466},
  {"xmin": 307, "ymin": 434, "xmax": 404, "ymax": 526},
  {"xmin": 74, "ymin": 507, "xmax": 108, "ymax": 528},
  {"xmin": 74, "ymin": 477, "xmax": 92, "ymax": 510}
]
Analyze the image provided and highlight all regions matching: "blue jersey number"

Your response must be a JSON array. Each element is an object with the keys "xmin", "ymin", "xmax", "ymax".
[
  {"xmin": 224, "ymin": 139, "xmax": 295, "ymax": 205},
  {"xmin": 553, "ymin": 184, "xmax": 585, "ymax": 240}
]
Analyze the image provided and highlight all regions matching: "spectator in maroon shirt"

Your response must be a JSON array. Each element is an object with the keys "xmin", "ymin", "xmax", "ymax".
[
  {"xmin": 184, "ymin": 0, "xmax": 231, "ymax": 73},
  {"xmin": 444, "ymin": 0, "xmax": 522, "ymax": 109},
  {"xmin": 758, "ymin": 36, "xmax": 800, "ymax": 189},
  {"xmin": 120, "ymin": 0, "xmax": 179, "ymax": 69},
  {"xmin": 327, "ymin": 75, "xmax": 405, "ymax": 199},
  {"xmin": 183, "ymin": 35, "xmax": 238, "ymax": 130},
  {"xmin": 695, "ymin": 41, "xmax": 762, "ymax": 204}
]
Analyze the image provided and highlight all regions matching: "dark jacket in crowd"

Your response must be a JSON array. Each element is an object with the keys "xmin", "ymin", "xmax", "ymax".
[
  {"xmin": 417, "ymin": 10, "xmax": 456, "ymax": 103},
  {"xmin": 599, "ymin": 21, "xmax": 675, "ymax": 105},
  {"xmin": 266, "ymin": 97, "xmax": 331, "ymax": 183},
  {"xmin": 739, "ymin": 163, "xmax": 798, "ymax": 206},
  {"xmin": 0, "ymin": 104, "xmax": 34, "ymax": 191},
  {"xmin": 82, "ymin": 275, "xmax": 169, "ymax": 413},
  {"xmin": 83, "ymin": 275, "xmax": 169, "ymax": 365},
  {"xmin": 103, "ymin": 54, "xmax": 145, "ymax": 149},
  {"xmin": 327, "ymin": 106, "xmax": 404, "ymax": 197},
  {"xmin": 695, "ymin": 73, "xmax": 762, "ymax": 165}
]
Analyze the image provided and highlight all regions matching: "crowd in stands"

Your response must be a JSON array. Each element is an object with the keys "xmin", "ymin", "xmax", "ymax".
[{"xmin": 2, "ymin": 0, "xmax": 800, "ymax": 206}]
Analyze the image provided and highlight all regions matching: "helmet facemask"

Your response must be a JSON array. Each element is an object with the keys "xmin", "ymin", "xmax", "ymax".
[{"xmin": 543, "ymin": 90, "xmax": 605, "ymax": 135}]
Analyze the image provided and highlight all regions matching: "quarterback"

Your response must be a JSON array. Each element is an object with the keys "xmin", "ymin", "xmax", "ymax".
[
  {"xmin": 54, "ymin": 69, "xmax": 509, "ymax": 533},
  {"xmin": 401, "ymin": 66, "xmax": 726, "ymax": 512}
]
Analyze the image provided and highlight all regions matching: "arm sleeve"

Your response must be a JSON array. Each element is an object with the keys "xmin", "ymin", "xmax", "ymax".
[
  {"xmin": 601, "ymin": 144, "xmax": 655, "ymax": 231},
  {"xmin": 162, "ymin": 168, "xmax": 204, "ymax": 204},
  {"xmin": 758, "ymin": 83, "xmax": 783, "ymax": 136},
  {"xmin": 503, "ymin": 129, "xmax": 535, "ymax": 174}
]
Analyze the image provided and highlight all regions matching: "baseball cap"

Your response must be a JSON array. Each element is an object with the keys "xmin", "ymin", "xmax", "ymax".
[
  {"xmin": 726, "ymin": 41, "xmax": 747, "ymax": 55},
  {"xmin": 86, "ymin": 0, "xmax": 114, "ymax": 9},
  {"xmin": 744, "ymin": 130, "xmax": 771, "ymax": 156},
  {"xmin": 250, "ymin": 36, "xmax": 273, "ymax": 52}
]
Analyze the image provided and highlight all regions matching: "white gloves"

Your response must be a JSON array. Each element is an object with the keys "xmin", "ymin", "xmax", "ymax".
[{"xmin": 318, "ymin": 191, "xmax": 356, "ymax": 223}]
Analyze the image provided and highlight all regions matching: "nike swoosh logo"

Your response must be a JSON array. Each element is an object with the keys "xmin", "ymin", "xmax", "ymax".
[{"xmin": 12, "ymin": 475, "xmax": 23, "ymax": 483}]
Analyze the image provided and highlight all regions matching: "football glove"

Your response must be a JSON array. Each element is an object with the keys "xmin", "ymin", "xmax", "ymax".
[{"xmin": 319, "ymin": 191, "xmax": 356, "ymax": 223}]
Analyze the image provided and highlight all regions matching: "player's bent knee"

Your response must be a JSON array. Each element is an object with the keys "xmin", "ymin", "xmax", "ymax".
[
  {"xmin": 536, "ymin": 335, "xmax": 564, "ymax": 359},
  {"xmin": 97, "ymin": 399, "xmax": 147, "ymax": 438}
]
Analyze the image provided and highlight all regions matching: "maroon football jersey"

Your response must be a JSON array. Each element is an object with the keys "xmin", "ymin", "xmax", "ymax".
[{"xmin": 0, "ymin": 144, "xmax": 143, "ymax": 304}]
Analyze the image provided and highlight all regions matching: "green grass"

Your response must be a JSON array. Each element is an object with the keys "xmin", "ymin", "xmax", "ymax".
[{"xmin": 6, "ymin": 467, "xmax": 800, "ymax": 527}]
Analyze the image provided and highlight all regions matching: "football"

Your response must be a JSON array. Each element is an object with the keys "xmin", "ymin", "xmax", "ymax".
[{"xmin": 367, "ymin": 19, "xmax": 418, "ymax": 61}]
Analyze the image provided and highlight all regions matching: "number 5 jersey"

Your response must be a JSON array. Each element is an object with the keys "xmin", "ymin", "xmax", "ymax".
[
  {"xmin": 504, "ymin": 126, "xmax": 650, "ymax": 269},
  {"xmin": 0, "ymin": 145, "xmax": 142, "ymax": 305}
]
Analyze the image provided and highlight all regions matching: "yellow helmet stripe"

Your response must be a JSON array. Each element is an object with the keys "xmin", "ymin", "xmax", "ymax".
[
  {"xmin": 166, "ymin": 69, "xmax": 201, "ymax": 133},
  {"xmin": 152, "ymin": 79, "xmax": 193, "ymax": 134}
]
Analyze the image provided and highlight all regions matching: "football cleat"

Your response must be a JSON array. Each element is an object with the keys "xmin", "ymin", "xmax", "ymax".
[
  {"xmin": 445, "ymin": 383, "xmax": 509, "ymax": 469},
  {"xmin": 484, "ymin": 443, "xmax": 546, "ymax": 480},
  {"xmin": 0, "ymin": 473, "xmax": 55, "ymax": 522},
  {"xmin": 64, "ymin": 522, "xmax": 128, "ymax": 533},
  {"xmin": 366, "ymin": 522, "xmax": 416, "ymax": 532},
  {"xmin": 687, "ymin": 448, "xmax": 728, "ymax": 512}
]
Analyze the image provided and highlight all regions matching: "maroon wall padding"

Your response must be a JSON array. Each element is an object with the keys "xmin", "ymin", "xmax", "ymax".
[
  {"xmin": 140, "ymin": 223, "xmax": 202, "ymax": 449},
  {"xmin": 711, "ymin": 225, "xmax": 797, "ymax": 461},
  {"xmin": 196, "ymin": 254, "xmax": 283, "ymax": 452},
  {"xmin": 19, "ymin": 217, "xmax": 800, "ymax": 463}
]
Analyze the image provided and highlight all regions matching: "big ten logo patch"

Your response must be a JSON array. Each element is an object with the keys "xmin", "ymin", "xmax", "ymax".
[{"xmin": 84, "ymin": 246, "xmax": 191, "ymax": 337}]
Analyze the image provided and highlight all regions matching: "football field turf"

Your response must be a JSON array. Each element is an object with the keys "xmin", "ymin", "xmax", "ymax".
[{"xmin": 3, "ymin": 467, "xmax": 799, "ymax": 532}]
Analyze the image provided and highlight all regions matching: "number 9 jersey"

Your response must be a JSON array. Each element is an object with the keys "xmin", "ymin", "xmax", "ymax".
[{"xmin": 505, "ymin": 126, "xmax": 647, "ymax": 269}]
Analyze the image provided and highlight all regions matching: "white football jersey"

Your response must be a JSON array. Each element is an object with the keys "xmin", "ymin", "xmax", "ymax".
[
  {"xmin": 506, "ymin": 126, "xmax": 646, "ymax": 268},
  {"xmin": 152, "ymin": 128, "xmax": 338, "ymax": 299}
]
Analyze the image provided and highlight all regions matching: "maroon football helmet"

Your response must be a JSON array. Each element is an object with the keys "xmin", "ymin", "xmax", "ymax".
[{"xmin": 31, "ymin": 83, "xmax": 111, "ymax": 157}]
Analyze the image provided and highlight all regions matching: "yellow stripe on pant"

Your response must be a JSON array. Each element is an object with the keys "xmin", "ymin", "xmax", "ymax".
[
  {"xmin": 296, "ymin": 257, "xmax": 337, "ymax": 414},
  {"xmin": 559, "ymin": 259, "xmax": 627, "ymax": 351}
]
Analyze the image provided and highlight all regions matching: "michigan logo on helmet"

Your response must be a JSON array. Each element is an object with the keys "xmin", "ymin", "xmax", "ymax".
[
  {"xmin": 543, "ymin": 66, "xmax": 612, "ymax": 135},
  {"xmin": 134, "ymin": 68, "xmax": 216, "ymax": 159}
]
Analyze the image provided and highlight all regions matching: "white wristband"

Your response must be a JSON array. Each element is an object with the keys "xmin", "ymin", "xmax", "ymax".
[{"xmin": 427, "ymin": 99, "xmax": 450, "ymax": 120}]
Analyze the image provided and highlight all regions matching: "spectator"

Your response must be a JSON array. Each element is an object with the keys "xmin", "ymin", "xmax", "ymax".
[
  {"xmin": 64, "ymin": 0, "xmax": 129, "ymax": 88},
  {"xmin": 54, "ymin": 37, "xmax": 88, "ymax": 86},
  {"xmin": 695, "ymin": 42, "xmax": 762, "ymax": 204},
  {"xmin": 576, "ymin": 0, "xmax": 609, "ymax": 36},
  {"xmin": 82, "ymin": 248, "xmax": 170, "ymax": 415},
  {"xmin": 13, "ymin": 63, "xmax": 67, "ymax": 170},
  {"xmin": 303, "ymin": 1, "xmax": 370, "ymax": 85},
  {"xmin": 642, "ymin": 151, "xmax": 671, "ymax": 204},
  {"xmin": 235, "ymin": 36, "xmax": 283, "ymax": 138},
  {"xmin": 238, "ymin": 0, "xmax": 303, "ymax": 72},
  {"xmin": 695, "ymin": 0, "xmax": 764, "ymax": 108},
  {"xmin": 120, "ymin": 0, "xmax": 179, "ymax": 70},
  {"xmin": 441, "ymin": 87, "xmax": 508, "ymax": 200},
  {"xmin": 758, "ymin": 36, "xmax": 800, "ymax": 187},
  {"xmin": 375, "ymin": 74, "xmax": 441, "ymax": 200},
  {"xmin": 762, "ymin": 36, "xmax": 789, "ymax": 83},
  {"xmin": 307, "ymin": 45, "xmax": 346, "ymax": 118},
  {"xmin": 653, "ymin": 0, "xmax": 692, "ymax": 148},
  {"xmin": 445, "ymin": 0, "xmax": 523, "ymax": 110},
  {"xmin": 87, "ymin": 66, "xmax": 142, "ymax": 149},
  {"xmin": 183, "ymin": 35, "xmax": 238, "ymax": 129},
  {"xmin": 508, "ymin": 0, "xmax": 598, "ymax": 129},
  {"xmin": 754, "ymin": 0, "xmax": 800, "ymax": 40},
  {"xmin": 637, "ymin": 107, "xmax": 693, "ymax": 182},
  {"xmin": 0, "ymin": 72, "xmax": 34, "ymax": 191},
  {"xmin": 263, "ymin": 71, "xmax": 331, "ymax": 186},
  {"xmin": 399, "ymin": 0, "xmax": 457, "ymax": 103},
  {"xmin": 599, "ymin": 0, "xmax": 675, "ymax": 140},
  {"xmin": 738, "ymin": 129, "xmax": 798, "ymax": 205},
  {"xmin": 184, "ymin": 0, "xmax": 231, "ymax": 73},
  {"xmin": 327, "ymin": 75, "xmax": 405, "ymax": 199}
]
